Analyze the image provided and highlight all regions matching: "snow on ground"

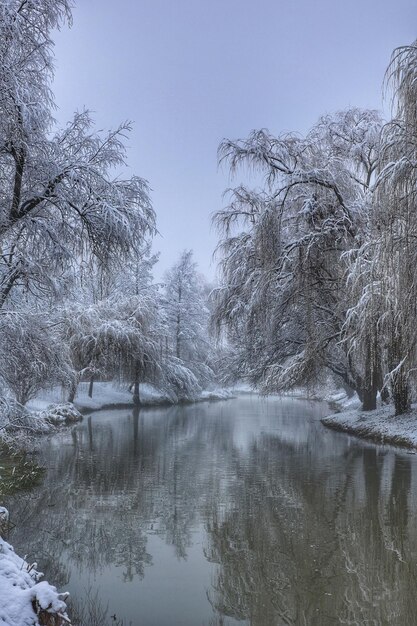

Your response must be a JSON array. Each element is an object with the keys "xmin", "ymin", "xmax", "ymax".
[
  {"xmin": 322, "ymin": 403, "xmax": 417, "ymax": 448},
  {"xmin": 73, "ymin": 382, "xmax": 234, "ymax": 411},
  {"xmin": 324, "ymin": 389, "xmax": 362, "ymax": 411},
  {"xmin": 72, "ymin": 381, "xmax": 224, "ymax": 411},
  {"xmin": 0, "ymin": 509, "xmax": 69, "ymax": 626},
  {"xmin": 279, "ymin": 381, "xmax": 417, "ymax": 450},
  {"xmin": 1, "ymin": 382, "xmax": 235, "ymax": 448},
  {"xmin": 28, "ymin": 382, "xmax": 235, "ymax": 414},
  {"xmin": 72, "ymin": 381, "xmax": 147, "ymax": 412},
  {"xmin": 199, "ymin": 388, "xmax": 235, "ymax": 401},
  {"xmin": 0, "ymin": 401, "xmax": 82, "ymax": 449}
]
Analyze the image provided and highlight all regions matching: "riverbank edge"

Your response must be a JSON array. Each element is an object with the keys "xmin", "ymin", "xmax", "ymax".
[
  {"xmin": 74, "ymin": 391, "xmax": 236, "ymax": 415},
  {"xmin": 321, "ymin": 401, "xmax": 417, "ymax": 449}
]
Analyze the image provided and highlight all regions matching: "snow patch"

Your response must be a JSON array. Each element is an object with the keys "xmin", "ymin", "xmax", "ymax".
[
  {"xmin": 322, "ymin": 404, "xmax": 417, "ymax": 448},
  {"xmin": 35, "ymin": 403, "xmax": 82, "ymax": 425},
  {"xmin": 72, "ymin": 381, "xmax": 170, "ymax": 411},
  {"xmin": 0, "ymin": 514, "xmax": 69, "ymax": 626}
]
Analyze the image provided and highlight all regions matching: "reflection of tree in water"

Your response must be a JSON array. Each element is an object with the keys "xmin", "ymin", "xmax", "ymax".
[
  {"xmin": 337, "ymin": 450, "xmax": 417, "ymax": 626},
  {"xmin": 6, "ymin": 403, "xmax": 236, "ymax": 585},
  {"xmin": 205, "ymin": 434, "xmax": 417, "ymax": 626},
  {"xmin": 6, "ymin": 398, "xmax": 417, "ymax": 626},
  {"xmin": 205, "ymin": 434, "xmax": 343, "ymax": 625}
]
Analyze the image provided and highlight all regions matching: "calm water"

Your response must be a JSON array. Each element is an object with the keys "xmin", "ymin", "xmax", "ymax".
[{"xmin": 5, "ymin": 395, "xmax": 417, "ymax": 625}]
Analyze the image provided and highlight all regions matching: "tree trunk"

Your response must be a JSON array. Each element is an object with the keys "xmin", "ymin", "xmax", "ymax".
[
  {"xmin": 380, "ymin": 386, "xmax": 390, "ymax": 403},
  {"xmin": 176, "ymin": 285, "xmax": 182, "ymax": 359},
  {"xmin": 392, "ymin": 373, "xmax": 410, "ymax": 415},
  {"xmin": 361, "ymin": 336, "xmax": 379, "ymax": 412},
  {"xmin": 88, "ymin": 374, "xmax": 94, "ymax": 398},
  {"xmin": 67, "ymin": 378, "xmax": 78, "ymax": 403},
  {"xmin": 133, "ymin": 362, "xmax": 141, "ymax": 407},
  {"xmin": 362, "ymin": 387, "xmax": 377, "ymax": 411},
  {"xmin": 388, "ymin": 334, "xmax": 410, "ymax": 416}
]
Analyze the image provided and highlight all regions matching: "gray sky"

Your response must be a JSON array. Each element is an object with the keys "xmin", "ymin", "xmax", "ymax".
[{"xmin": 52, "ymin": 0, "xmax": 417, "ymax": 280}]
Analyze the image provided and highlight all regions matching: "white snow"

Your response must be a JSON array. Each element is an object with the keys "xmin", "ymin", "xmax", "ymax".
[
  {"xmin": 26, "ymin": 382, "xmax": 235, "ymax": 415},
  {"xmin": 322, "ymin": 403, "xmax": 417, "ymax": 448},
  {"xmin": 72, "ymin": 381, "xmax": 172, "ymax": 411},
  {"xmin": 199, "ymin": 388, "xmax": 235, "ymax": 401},
  {"xmin": 0, "ymin": 518, "xmax": 69, "ymax": 626}
]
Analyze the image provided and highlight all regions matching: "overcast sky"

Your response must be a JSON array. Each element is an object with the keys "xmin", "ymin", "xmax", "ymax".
[{"xmin": 52, "ymin": 0, "xmax": 417, "ymax": 280}]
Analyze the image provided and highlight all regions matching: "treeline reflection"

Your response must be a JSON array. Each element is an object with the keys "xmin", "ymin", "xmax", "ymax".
[{"xmin": 6, "ymin": 397, "xmax": 417, "ymax": 625}]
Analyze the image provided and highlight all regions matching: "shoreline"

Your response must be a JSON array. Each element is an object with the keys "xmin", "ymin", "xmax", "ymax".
[
  {"xmin": 321, "ymin": 402, "xmax": 417, "ymax": 450},
  {"xmin": 74, "ymin": 390, "xmax": 236, "ymax": 415},
  {"xmin": 69, "ymin": 382, "xmax": 236, "ymax": 414}
]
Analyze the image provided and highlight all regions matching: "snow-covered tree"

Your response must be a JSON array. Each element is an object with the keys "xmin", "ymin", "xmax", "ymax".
[
  {"xmin": 0, "ymin": 0, "xmax": 159, "ymax": 413},
  {"xmin": 213, "ymin": 109, "xmax": 383, "ymax": 405},
  {"xmin": 61, "ymin": 245, "xmax": 204, "ymax": 405},
  {"xmin": 163, "ymin": 250, "xmax": 214, "ymax": 387},
  {"xmin": 346, "ymin": 41, "xmax": 417, "ymax": 414},
  {"xmin": 61, "ymin": 245, "xmax": 160, "ymax": 403},
  {"xmin": 0, "ymin": 0, "xmax": 155, "ymax": 310}
]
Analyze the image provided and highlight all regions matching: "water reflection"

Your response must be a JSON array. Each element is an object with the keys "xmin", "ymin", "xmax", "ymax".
[{"xmin": 5, "ymin": 396, "xmax": 417, "ymax": 625}]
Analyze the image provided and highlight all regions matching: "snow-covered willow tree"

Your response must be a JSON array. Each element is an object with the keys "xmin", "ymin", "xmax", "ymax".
[
  {"xmin": 61, "ymin": 246, "xmax": 203, "ymax": 405},
  {"xmin": 0, "ymin": 0, "xmax": 155, "ymax": 309},
  {"xmin": 63, "ymin": 293, "xmax": 160, "ymax": 405},
  {"xmin": 346, "ymin": 42, "xmax": 417, "ymax": 415},
  {"xmin": 213, "ymin": 109, "xmax": 382, "ymax": 405}
]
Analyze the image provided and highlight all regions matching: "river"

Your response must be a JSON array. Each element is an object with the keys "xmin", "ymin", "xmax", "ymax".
[{"xmin": 5, "ymin": 395, "xmax": 417, "ymax": 625}]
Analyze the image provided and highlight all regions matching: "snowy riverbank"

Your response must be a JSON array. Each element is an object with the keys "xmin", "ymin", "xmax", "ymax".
[
  {"xmin": 0, "ymin": 509, "xmax": 69, "ymax": 626},
  {"xmin": 26, "ymin": 382, "xmax": 235, "ymax": 414},
  {"xmin": 321, "ymin": 395, "xmax": 417, "ymax": 449}
]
